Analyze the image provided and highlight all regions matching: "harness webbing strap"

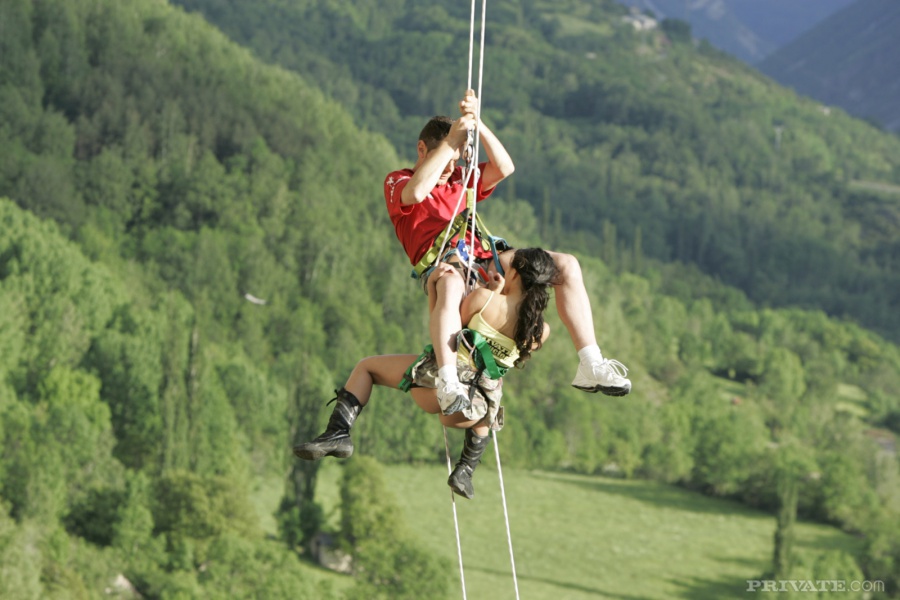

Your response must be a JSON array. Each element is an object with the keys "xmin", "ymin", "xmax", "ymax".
[
  {"xmin": 459, "ymin": 328, "xmax": 508, "ymax": 379},
  {"xmin": 411, "ymin": 212, "xmax": 467, "ymax": 279},
  {"xmin": 411, "ymin": 208, "xmax": 508, "ymax": 280},
  {"xmin": 397, "ymin": 344, "xmax": 433, "ymax": 392}
]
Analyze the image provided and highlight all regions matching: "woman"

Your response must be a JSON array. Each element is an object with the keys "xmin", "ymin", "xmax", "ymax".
[{"xmin": 294, "ymin": 247, "xmax": 559, "ymax": 499}]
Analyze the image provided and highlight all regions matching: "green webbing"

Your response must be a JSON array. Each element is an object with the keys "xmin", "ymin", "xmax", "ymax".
[
  {"xmin": 461, "ymin": 328, "xmax": 508, "ymax": 380},
  {"xmin": 398, "ymin": 331, "xmax": 507, "ymax": 394},
  {"xmin": 398, "ymin": 344, "xmax": 433, "ymax": 392},
  {"xmin": 411, "ymin": 211, "xmax": 468, "ymax": 279},
  {"xmin": 411, "ymin": 188, "xmax": 501, "ymax": 279}
]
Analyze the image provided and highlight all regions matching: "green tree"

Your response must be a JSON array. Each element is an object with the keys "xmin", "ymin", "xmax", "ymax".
[
  {"xmin": 0, "ymin": 504, "xmax": 43, "ymax": 599},
  {"xmin": 340, "ymin": 456, "xmax": 452, "ymax": 600}
]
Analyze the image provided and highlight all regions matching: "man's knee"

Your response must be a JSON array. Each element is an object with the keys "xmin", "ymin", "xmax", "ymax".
[{"xmin": 432, "ymin": 268, "xmax": 465, "ymax": 297}]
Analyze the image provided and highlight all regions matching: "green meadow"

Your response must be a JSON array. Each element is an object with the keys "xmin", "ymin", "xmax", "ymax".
[{"xmin": 310, "ymin": 460, "xmax": 863, "ymax": 600}]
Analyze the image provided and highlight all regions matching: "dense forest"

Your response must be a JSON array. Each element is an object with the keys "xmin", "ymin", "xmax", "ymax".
[
  {"xmin": 0, "ymin": 0, "xmax": 898, "ymax": 598},
  {"xmin": 174, "ymin": 0, "xmax": 900, "ymax": 344}
]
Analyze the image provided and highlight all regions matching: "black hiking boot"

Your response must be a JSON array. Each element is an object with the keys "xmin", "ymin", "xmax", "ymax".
[
  {"xmin": 293, "ymin": 389, "xmax": 364, "ymax": 460},
  {"xmin": 448, "ymin": 428, "xmax": 490, "ymax": 499}
]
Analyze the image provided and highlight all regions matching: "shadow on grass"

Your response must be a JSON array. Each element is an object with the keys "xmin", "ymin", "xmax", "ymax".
[
  {"xmin": 793, "ymin": 526, "xmax": 865, "ymax": 555},
  {"xmin": 669, "ymin": 573, "xmax": 750, "ymax": 599},
  {"xmin": 531, "ymin": 471, "xmax": 769, "ymax": 519},
  {"xmin": 468, "ymin": 565, "xmax": 652, "ymax": 600},
  {"xmin": 669, "ymin": 553, "xmax": 768, "ymax": 599},
  {"xmin": 713, "ymin": 554, "xmax": 767, "ymax": 571}
]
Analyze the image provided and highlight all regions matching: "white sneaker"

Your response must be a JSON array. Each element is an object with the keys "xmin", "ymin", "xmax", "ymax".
[
  {"xmin": 571, "ymin": 358, "xmax": 631, "ymax": 396},
  {"xmin": 437, "ymin": 379, "xmax": 471, "ymax": 415}
]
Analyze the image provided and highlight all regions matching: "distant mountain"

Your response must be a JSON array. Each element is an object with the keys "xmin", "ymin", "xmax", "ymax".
[
  {"xmin": 618, "ymin": 0, "xmax": 855, "ymax": 63},
  {"xmin": 758, "ymin": 0, "xmax": 900, "ymax": 131},
  {"xmin": 727, "ymin": 0, "xmax": 856, "ymax": 48}
]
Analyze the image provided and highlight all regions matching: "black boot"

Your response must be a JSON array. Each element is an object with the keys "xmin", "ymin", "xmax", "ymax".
[
  {"xmin": 293, "ymin": 389, "xmax": 364, "ymax": 460},
  {"xmin": 448, "ymin": 428, "xmax": 490, "ymax": 499}
]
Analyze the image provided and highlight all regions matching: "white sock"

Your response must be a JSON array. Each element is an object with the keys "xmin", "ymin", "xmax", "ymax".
[
  {"xmin": 577, "ymin": 345, "xmax": 603, "ymax": 365},
  {"xmin": 437, "ymin": 365, "xmax": 459, "ymax": 385}
]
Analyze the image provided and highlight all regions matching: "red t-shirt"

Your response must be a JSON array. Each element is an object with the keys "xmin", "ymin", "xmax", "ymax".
[{"xmin": 384, "ymin": 163, "xmax": 495, "ymax": 265}]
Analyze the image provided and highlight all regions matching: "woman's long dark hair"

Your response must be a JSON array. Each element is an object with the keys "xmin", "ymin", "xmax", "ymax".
[{"xmin": 511, "ymin": 248, "xmax": 559, "ymax": 367}]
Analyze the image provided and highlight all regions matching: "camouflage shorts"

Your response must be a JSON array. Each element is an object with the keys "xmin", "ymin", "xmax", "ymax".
[{"xmin": 403, "ymin": 348, "xmax": 504, "ymax": 430}]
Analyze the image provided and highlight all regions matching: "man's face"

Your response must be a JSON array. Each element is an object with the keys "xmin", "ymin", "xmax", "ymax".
[
  {"xmin": 488, "ymin": 249, "xmax": 515, "ymax": 279},
  {"xmin": 428, "ymin": 145, "xmax": 461, "ymax": 186}
]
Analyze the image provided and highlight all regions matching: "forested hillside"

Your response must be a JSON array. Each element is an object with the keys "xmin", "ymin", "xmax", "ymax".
[
  {"xmin": 174, "ymin": 0, "xmax": 900, "ymax": 345},
  {"xmin": 1, "ymin": 0, "xmax": 899, "ymax": 597}
]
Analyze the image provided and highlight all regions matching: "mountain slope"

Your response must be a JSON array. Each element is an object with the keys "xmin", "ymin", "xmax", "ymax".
[
  {"xmin": 729, "ymin": 0, "xmax": 856, "ymax": 49},
  {"xmin": 173, "ymin": 0, "xmax": 900, "ymax": 344},
  {"xmin": 618, "ymin": 0, "xmax": 773, "ymax": 61},
  {"xmin": 759, "ymin": 0, "xmax": 900, "ymax": 131},
  {"xmin": 617, "ymin": 0, "xmax": 855, "ymax": 63}
]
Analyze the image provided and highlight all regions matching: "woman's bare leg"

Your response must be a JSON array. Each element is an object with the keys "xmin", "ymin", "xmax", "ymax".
[{"xmin": 344, "ymin": 355, "xmax": 419, "ymax": 405}]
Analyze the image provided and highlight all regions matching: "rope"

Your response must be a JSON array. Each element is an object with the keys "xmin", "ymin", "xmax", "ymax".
[
  {"xmin": 443, "ymin": 425, "xmax": 468, "ymax": 600},
  {"xmin": 467, "ymin": 0, "xmax": 477, "ymax": 89},
  {"xmin": 447, "ymin": 9, "xmax": 520, "ymax": 596},
  {"xmin": 430, "ymin": 0, "xmax": 489, "ymax": 294},
  {"xmin": 463, "ymin": 0, "xmax": 489, "ymax": 294},
  {"xmin": 493, "ymin": 429, "xmax": 521, "ymax": 600},
  {"xmin": 426, "ymin": 0, "xmax": 484, "ymax": 283}
]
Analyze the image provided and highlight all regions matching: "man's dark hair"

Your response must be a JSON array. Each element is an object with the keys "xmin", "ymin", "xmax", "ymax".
[{"xmin": 418, "ymin": 116, "xmax": 453, "ymax": 151}]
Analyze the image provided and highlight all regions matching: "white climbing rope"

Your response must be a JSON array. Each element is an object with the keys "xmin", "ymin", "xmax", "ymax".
[
  {"xmin": 443, "ymin": 425, "xmax": 468, "ymax": 600},
  {"xmin": 463, "ymin": 0, "xmax": 489, "ymax": 293},
  {"xmin": 446, "ymin": 2, "xmax": 521, "ymax": 598},
  {"xmin": 493, "ymin": 429, "xmax": 521, "ymax": 600},
  {"xmin": 433, "ymin": 0, "xmax": 489, "ymax": 295}
]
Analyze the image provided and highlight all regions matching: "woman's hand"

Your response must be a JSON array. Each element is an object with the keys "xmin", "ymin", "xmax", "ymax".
[{"xmin": 487, "ymin": 271, "xmax": 505, "ymax": 293}]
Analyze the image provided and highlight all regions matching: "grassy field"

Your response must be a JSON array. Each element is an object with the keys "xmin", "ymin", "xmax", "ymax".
[{"xmin": 308, "ymin": 458, "xmax": 863, "ymax": 600}]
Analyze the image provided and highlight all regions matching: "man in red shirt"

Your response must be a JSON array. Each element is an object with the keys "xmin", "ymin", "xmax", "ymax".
[{"xmin": 384, "ymin": 90, "xmax": 631, "ymax": 413}]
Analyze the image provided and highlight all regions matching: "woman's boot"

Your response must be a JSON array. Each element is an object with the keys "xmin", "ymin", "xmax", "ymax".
[
  {"xmin": 448, "ymin": 428, "xmax": 490, "ymax": 499},
  {"xmin": 293, "ymin": 389, "xmax": 364, "ymax": 460}
]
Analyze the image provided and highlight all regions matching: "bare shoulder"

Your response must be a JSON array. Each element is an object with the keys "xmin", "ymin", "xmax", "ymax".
[{"xmin": 460, "ymin": 287, "xmax": 493, "ymax": 325}]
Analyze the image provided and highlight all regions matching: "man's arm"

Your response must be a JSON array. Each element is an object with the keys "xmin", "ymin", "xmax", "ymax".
[
  {"xmin": 401, "ymin": 115, "xmax": 474, "ymax": 206},
  {"xmin": 477, "ymin": 123, "xmax": 515, "ymax": 192},
  {"xmin": 460, "ymin": 90, "xmax": 515, "ymax": 192}
]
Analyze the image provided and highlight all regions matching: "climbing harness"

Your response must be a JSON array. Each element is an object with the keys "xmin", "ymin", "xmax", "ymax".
[
  {"xmin": 411, "ymin": 193, "xmax": 510, "ymax": 288},
  {"xmin": 458, "ymin": 328, "xmax": 508, "ymax": 379}
]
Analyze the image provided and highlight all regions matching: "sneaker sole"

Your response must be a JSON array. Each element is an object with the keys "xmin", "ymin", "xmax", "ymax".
[{"xmin": 572, "ymin": 383, "xmax": 631, "ymax": 397}]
